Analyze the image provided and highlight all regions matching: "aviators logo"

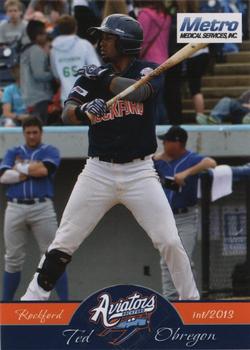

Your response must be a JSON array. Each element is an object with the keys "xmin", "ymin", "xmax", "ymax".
[{"xmin": 89, "ymin": 291, "xmax": 156, "ymax": 345}]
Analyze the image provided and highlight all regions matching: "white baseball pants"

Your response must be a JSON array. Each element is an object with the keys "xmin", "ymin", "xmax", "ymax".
[{"xmin": 22, "ymin": 157, "xmax": 199, "ymax": 300}]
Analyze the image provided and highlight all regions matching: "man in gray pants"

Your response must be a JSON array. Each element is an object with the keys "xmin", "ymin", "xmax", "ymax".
[
  {"xmin": 154, "ymin": 126, "xmax": 217, "ymax": 299},
  {"xmin": 0, "ymin": 116, "xmax": 68, "ymax": 301}
]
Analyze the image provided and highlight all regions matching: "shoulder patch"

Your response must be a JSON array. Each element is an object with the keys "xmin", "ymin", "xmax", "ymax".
[{"xmin": 70, "ymin": 85, "xmax": 88, "ymax": 97}]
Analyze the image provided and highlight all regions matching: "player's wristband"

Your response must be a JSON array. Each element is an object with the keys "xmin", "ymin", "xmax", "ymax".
[
  {"xmin": 75, "ymin": 103, "xmax": 91, "ymax": 125},
  {"xmin": 16, "ymin": 162, "xmax": 29, "ymax": 175},
  {"xmin": 75, "ymin": 105, "xmax": 86, "ymax": 122}
]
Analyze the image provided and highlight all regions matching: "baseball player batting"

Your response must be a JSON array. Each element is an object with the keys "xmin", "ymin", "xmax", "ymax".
[{"xmin": 22, "ymin": 14, "xmax": 199, "ymax": 301}]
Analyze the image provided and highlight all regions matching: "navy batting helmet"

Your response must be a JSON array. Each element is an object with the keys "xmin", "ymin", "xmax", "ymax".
[{"xmin": 88, "ymin": 14, "xmax": 143, "ymax": 55}]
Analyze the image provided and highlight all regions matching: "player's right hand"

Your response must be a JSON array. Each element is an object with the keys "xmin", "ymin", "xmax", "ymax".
[
  {"xmin": 80, "ymin": 98, "xmax": 107, "ymax": 117},
  {"xmin": 75, "ymin": 65, "xmax": 111, "ymax": 79},
  {"xmin": 75, "ymin": 65, "xmax": 116, "ymax": 89}
]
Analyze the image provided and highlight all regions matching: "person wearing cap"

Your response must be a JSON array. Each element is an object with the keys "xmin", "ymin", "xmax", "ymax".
[{"xmin": 154, "ymin": 126, "xmax": 217, "ymax": 300}]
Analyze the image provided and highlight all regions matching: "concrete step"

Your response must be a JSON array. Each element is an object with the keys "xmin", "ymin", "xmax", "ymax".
[
  {"xmin": 226, "ymin": 51, "xmax": 250, "ymax": 63},
  {"xmin": 240, "ymin": 41, "xmax": 250, "ymax": 51},
  {"xmin": 214, "ymin": 63, "xmax": 250, "ymax": 75},
  {"xmin": 202, "ymin": 75, "xmax": 250, "ymax": 87},
  {"xmin": 183, "ymin": 98, "xmax": 219, "ymax": 109},
  {"xmin": 202, "ymin": 86, "xmax": 247, "ymax": 98}
]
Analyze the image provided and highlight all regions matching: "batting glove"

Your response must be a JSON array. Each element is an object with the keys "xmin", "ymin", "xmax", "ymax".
[
  {"xmin": 75, "ymin": 64, "xmax": 116, "ymax": 89},
  {"xmin": 75, "ymin": 64, "xmax": 107, "ymax": 78},
  {"xmin": 76, "ymin": 99, "xmax": 107, "ymax": 121}
]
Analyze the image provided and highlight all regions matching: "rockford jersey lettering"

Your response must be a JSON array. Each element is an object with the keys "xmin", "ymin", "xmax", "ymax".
[{"xmin": 93, "ymin": 100, "xmax": 144, "ymax": 124}]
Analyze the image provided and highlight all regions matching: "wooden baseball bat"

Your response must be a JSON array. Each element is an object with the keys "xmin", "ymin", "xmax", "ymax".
[
  {"xmin": 86, "ymin": 42, "xmax": 207, "ymax": 122},
  {"xmin": 106, "ymin": 42, "xmax": 207, "ymax": 108}
]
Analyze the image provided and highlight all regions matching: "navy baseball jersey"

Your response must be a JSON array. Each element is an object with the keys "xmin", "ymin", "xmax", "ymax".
[
  {"xmin": 66, "ymin": 59, "xmax": 164, "ymax": 159},
  {"xmin": 154, "ymin": 151, "xmax": 204, "ymax": 209},
  {"xmin": 0, "ymin": 144, "xmax": 60, "ymax": 199}
]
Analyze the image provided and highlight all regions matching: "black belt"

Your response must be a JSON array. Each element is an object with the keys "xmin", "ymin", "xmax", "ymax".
[
  {"xmin": 173, "ymin": 207, "xmax": 189, "ymax": 215},
  {"xmin": 95, "ymin": 156, "xmax": 148, "ymax": 164},
  {"xmin": 7, "ymin": 198, "xmax": 47, "ymax": 205}
]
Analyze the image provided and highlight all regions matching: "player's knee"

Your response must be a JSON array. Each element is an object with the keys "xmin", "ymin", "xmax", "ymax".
[{"xmin": 37, "ymin": 249, "xmax": 71, "ymax": 291}]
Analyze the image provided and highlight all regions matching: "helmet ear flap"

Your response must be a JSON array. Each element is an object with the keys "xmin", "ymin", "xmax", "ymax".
[
  {"xmin": 115, "ymin": 38, "xmax": 124, "ymax": 55},
  {"xmin": 97, "ymin": 35, "xmax": 123, "ymax": 56}
]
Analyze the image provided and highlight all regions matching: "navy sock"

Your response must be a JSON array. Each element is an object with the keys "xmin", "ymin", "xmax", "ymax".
[
  {"xmin": 2, "ymin": 271, "xmax": 21, "ymax": 301},
  {"xmin": 55, "ymin": 272, "xmax": 69, "ymax": 300}
]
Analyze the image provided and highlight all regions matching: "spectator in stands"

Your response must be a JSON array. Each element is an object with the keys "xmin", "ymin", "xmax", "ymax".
[
  {"xmin": 73, "ymin": 0, "xmax": 101, "ymax": 44},
  {"xmin": 136, "ymin": 0, "xmax": 171, "ymax": 124},
  {"xmin": 50, "ymin": 15, "xmax": 100, "ymax": 106},
  {"xmin": 0, "ymin": 0, "xmax": 29, "ymax": 44},
  {"xmin": 154, "ymin": 126, "xmax": 216, "ymax": 299},
  {"xmin": 1, "ymin": 62, "xmax": 29, "ymax": 127},
  {"xmin": 20, "ymin": 20, "xmax": 53, "ymax": 125},
  {"xmin": 187, "ymin": 48, "xmax": 210, "ymax": 123},
  {"xmin": 196, "ymin": 89, "xmax": 250, "ymax": 124},
  {"xmin": 200, "ymin": 1, "xmax": 225, "ymax": 66},
  {"xmin": 180, "ymin": 0, "xmax": 210, "ymax": 124},
  {"xmin": 0, "ymin": 116, "xmax": 68, "ymax": 301},
  {"xmin": 161, "ymin": 0, "xmax": 184, "ymax": 125}
]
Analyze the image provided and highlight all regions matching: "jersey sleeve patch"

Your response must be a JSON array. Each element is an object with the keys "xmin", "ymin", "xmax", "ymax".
[{"xmin": 70, "ymin": 85, "xmax": 88, "ymax": 97}]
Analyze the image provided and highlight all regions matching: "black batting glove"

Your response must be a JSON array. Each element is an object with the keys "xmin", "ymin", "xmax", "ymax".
[
  {"xmin": 75, "ymin": 64, "xmax": 116, "ymax": 89},
  {"xmin": 76, "ymin": 98, "xmax": 108, "ymax": 121}
]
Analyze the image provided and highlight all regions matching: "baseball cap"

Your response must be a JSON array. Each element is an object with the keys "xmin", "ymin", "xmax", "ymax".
[{"xmin": 158, "ymin": 126, "xmax": 188, "ymax": 143}]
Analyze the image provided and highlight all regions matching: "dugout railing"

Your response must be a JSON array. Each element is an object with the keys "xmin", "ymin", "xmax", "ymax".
[{"xmin": 200, "ymin": 165, "xmax": 250, "ymax": 299}]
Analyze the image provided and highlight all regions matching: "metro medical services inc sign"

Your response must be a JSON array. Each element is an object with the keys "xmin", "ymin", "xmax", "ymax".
[{"xmin": 177, "ymin": 13, "xmax": 242, "ymax": 43}]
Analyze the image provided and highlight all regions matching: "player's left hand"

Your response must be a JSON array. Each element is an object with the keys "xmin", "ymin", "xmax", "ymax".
[{"xmin": 81, "ymin": 98, "xmax": 107, "ymax": 117}]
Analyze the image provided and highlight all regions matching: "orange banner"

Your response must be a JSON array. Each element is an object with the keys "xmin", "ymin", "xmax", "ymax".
[
  {"xmin": 0, "ymin": 303, "xmax": 79, "ymax": 325},
  {"xmin": 1, "ymin": 302, "xmax": 250, "ymax": 325}
]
